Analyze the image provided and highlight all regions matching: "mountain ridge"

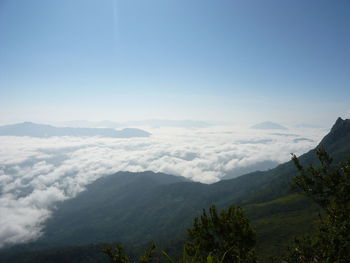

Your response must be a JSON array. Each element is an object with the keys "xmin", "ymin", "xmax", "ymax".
[
  {"xmin": 1, "ymin": 118, "xmax": 349, "ymax": 261},
  {"xmin": 31, "ymin": 118, "xmax": 350, "ymax": 247},
  {"xmin": 0, "ymin": 122, "xmax": 151, "ymax": 138}
]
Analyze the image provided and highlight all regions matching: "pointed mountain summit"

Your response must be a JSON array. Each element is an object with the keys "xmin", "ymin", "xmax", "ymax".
[
  {"xmin": 251, "ymin": 121, "xmax": 288, "ymax": 130},
  {"xmin": 323, "ymin": 117, "xmax": 350, "ymax": 142},
  {"xmin": 317, "ymin": 117, "xmax": 350, "ymax": 160}
]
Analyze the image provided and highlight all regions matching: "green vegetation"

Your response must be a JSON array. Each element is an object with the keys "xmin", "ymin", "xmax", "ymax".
[
  {"xmin": 185, "ymin": 205, "xmax": 256, "ymax": 263},
  {"xmin": 102, "ymin": 205, "xmax": 256, "ymax": 263},
  {"xmin": 1, "ymin": 118, "xmax": 349, "ymax": 262},
  {"xmin": 102, "ymin": 242, "xmax": 229, "ymax": 263},
  {"xmin": 285, "ymin": 148, "xmax": 350, "ymax": 262},
  {"xmin": 102, "ymin": 147, "xmax": 350, "ymax": 263}
]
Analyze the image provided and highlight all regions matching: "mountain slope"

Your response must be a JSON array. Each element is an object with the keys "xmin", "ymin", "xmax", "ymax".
[
  {"xmin": 38, "ymin": 172, "xmax": 189, "ymax": 246},
  {"xmin": 5, "ymin": 118, "xmax": 350, "ymax": 260},
  {"xmin": 0, "ymin": 122, "xmax": 151, "ymax": 138}
]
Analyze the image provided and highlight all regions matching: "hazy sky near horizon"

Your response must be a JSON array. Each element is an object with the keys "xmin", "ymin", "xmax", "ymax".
[{"xmin": 1, "ymin": 0, "xmax": 350, "ymax": 125}]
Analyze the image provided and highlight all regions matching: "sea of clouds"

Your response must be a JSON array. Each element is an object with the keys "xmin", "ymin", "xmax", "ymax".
[{"xmin": 0, "ymin": 125, "xmax": 327, "ymax": 248}]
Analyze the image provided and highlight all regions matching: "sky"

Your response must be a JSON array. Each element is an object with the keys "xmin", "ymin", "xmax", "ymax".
[
  {"xmin": 0, "ymin": 0, "xmax": 348, "ymax": 247},
  {"xmin": 1, "ymin": 0, "xmax": 350, "ymax": 125}
]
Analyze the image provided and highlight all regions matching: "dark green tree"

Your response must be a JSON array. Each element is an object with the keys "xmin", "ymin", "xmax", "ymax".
[
  {"xmin": 185, "ymin": 205, "xmax": 257, "ymax": 263},
  {"xmin": 102, "ymin": 243, "xmax": 159, "ymax": 263},
  {"xmin": 286, "ymin": 148, "xmax": 350, "ymax": 262},
  {"xmin": 102, "ymin": 205, "xmax": 257, "ymax": 263},
  {"xmin": 102, "ymin": 244, "xmax": 129, "ymax": 263},
  {"xmin": 139, "ymin": 242, "xmax": 158, "ymax": 263}
]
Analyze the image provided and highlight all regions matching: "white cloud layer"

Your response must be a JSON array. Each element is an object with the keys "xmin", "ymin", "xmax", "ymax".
[{"xmin": 0, "ymin": 126, "xmax": 327, "ymax": 247}]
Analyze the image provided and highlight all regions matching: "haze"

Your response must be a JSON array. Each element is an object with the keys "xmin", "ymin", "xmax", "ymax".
[
  {"xmin": 1, "ymin": 0, "xmax": 350, "ymax": 126},
  {"xmin": 1, "ymin": 0, "xmax": 350, "ymax": 250}
]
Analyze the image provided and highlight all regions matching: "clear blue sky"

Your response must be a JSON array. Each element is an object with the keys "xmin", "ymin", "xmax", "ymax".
[{"xmin": 0, "ymin": 0, "xmax": 349, "ymax": 125}]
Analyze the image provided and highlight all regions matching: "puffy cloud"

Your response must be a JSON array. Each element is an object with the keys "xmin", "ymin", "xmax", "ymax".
[{"xmin": 0, "ymin": 126, "xmax": 326, "ymax": 247}]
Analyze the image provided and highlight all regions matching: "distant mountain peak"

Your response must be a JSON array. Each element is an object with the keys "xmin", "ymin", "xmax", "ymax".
[{"xmin": 251, "ymin": 121, "xmax": 288, "ymax": 130}]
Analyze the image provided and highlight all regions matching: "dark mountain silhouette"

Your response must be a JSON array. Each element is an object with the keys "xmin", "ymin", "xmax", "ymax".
[
  {"xmin": 0, "ymin": 122, "xmax": 151, "ymax": 138},
  {"xmin": 251, "ymin": 121, "xmax": 288, "ymax": 130}
]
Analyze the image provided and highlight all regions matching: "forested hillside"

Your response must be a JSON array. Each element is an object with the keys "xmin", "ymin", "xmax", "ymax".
[{"xmin": 1, "ymin": 118, "xmax": 350, "ymax": 262}]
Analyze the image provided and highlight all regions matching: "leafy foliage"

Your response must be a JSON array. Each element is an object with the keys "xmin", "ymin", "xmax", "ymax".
[
  {"xmin": 161, "ymin": 247, "xmax": 229, "ymax": 263},
  {"xmin": 101, "ymin": 242, "xmax": 228, "ymax": 263},
  {"xmin": 286, "ymin": 148, "xmax": 350, "ymax": 262},
  {"xmin": 102, "ymin": 244, "xmax": 129, "ymax": 263},
  {"xmin": 185, "ymin": 205, "xmax": 257, "ymax": 263},
  {"xmin": 102, "ymin": 205, "xmax": 256, "ymax": 263},
  {"xmin": 139, "ymin": 243, "xmax": 158, "ymax": 263}
]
